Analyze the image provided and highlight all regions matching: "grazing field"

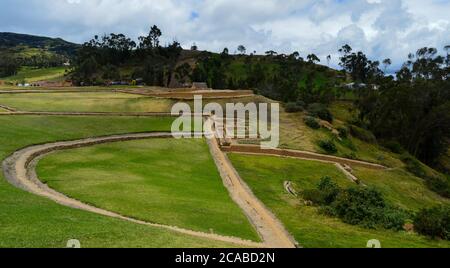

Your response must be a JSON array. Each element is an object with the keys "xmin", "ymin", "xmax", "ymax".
[
  {"xmin": 0, "ymin": 115, "xmax": 243, "ymax": 247},
  {"xmin": 37, "ymin": 138, "xmax": 259, "ymax": 241},
  {"xmin": 228, "ymin": 153, "xmax": 450, "ymax": 248},
  {"xmin": 3, "ymin": 67, "xmax": 67, "ymax": 83},
  {"xmin": 0, "ymin": 92, "xmax": 175, "ymax": 112}
]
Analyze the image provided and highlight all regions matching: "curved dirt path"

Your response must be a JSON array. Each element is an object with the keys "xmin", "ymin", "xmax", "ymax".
[{"xmin": 2, "ymin": 132, "xmax": 263, "ymax": 248}]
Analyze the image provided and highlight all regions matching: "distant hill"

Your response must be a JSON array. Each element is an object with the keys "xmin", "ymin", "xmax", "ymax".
[{"xmin": 0, "ymin": 32, "xmax": 80, "ymax": 58}]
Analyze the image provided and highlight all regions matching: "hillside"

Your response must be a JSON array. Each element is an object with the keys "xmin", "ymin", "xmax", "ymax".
[
  {"xmin": 0, "ymin": 32, "xmax": 79, "ymax": 58},
  {"xmin": 0, "ymin": 33, "xmax": 79, "ymax": 78}
]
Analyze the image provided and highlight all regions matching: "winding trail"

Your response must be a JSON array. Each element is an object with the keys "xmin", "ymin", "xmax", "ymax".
[{"xmin": 2, "ymin": 132, "xmax": 263, "ymax": 248}]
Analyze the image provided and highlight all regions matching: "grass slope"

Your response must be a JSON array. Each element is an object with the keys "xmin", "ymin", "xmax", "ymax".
[
  {"xmin": 0, "ymin": 92, "xmax": 175, "ymax": 112},
  {"xmin": 37, "ymin": 138, "xmax": 259, "ymax": 241},
  {"xmin": 228, "ymin": 153, "xmax": 450, "ymax": 248},
  {"xmin": 3, "ymin": 67, "xmax": 67, "ymax": 83},
  {"xmin": 0, "ymin": 115, "xmax": 240, "ymax": 248}
]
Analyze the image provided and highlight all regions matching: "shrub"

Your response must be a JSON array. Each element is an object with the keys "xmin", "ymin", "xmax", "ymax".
[
  {"xmin": 381, "ymin": 208, "xmax": 411, "ymax": 231},
  {"xmin": 337, "ymin": 127, "xmax": 349, "ymax": 139},
  {"xmin": 302, "ymin": 177, "xmax": 341, "ymax": 206},
  {"xmin": 307, "ymin": 103, "xmax": 333, "ymax": 123},
  {"xmin": 317, "ymin": 176, "xmax": 341, "ymax": 205},
  {"xmin": 348, "ymin": 125, "xmax": 376, "ymax": 143},
  {"xmin": 285, "ymin": 102, "xmax": 304, "ymax": 113},
  {"xmin": 304, "ymin": 116, "xmax": 320, "ymax": 129},
  {"xmin": 318, "ymin": 140, "xmax": 338, "ymax": 154},
  {"xmin": 414, "ymin": 206, "xmax": 450, "ymax": 240},
  {"xmin": 296, "ymin": 100, "xmax": 306, "ymax": 108},
  {"xmin": 301, "ymin": 178, "xmax": 408, "ymax": 231},
  {"xmin": 301, "ymin": 189, "xmax": 325, "ymax": 205},
  {"xmin": 332, "ymin": 187, "xmax": 386, "ymax": 228},
  {"xmin": 383, "ymin": 140, "xmax": 404, "ymax": 154}
]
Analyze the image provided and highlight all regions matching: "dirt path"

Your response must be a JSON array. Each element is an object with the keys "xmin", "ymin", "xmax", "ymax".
[
  {"xmin": 206, "ymin": 137, "xmax": 298, "ymax": 248},
  {"xmin": 2, "ymin": 132, "xmax": 263, "ymax": 248}
]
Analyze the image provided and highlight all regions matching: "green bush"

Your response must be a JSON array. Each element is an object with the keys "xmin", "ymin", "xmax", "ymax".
[
  {"xmin": 332, "ymin": 187, "xmax": 408, "ymax": 230},
  {"xmin": 307, "ymin": 103, "xmax": 333, "ymax": 123},
  {"xmin": 317, "ymin": 176, "xmax": 341, "ymax": 205},
  {"xmin": 348, "ymin": 125, "xmax": 377, "ymax": 143},
  {"xmin": 414, "ymin": 206, "xmax": 450, "ymax": 240},
  {"xmin": 285, "ymin": 102, "xmax": 304, "ymax": 113},
  {"xmin": 304, "ymin": 116, "xmax": 320, "ymax": 129},
  {"xmin": 301, "ymin": 189, "xmax": 325, "ymax": 205},
  {"xmin": 337, "ymin": 127, "xmax": 349, "ymax": 139},
  {"xmin": 383, "ymin": 140, "xmax": 404, "ymax": 154},
  {"xmin": 302, "ymin": 177, "xmax": 341, "ymax": 206},
  {"xmin": 318, "ymin": 140, "xmax": 338, "ymax": 154},
  {"xmin": 301, "ymin": 178, "xmax": 408, "ymax": 231}
]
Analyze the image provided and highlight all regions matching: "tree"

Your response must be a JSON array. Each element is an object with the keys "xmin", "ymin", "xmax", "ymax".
[
  {"xmin": 0, "ymin": 55, "xmax": 19, "ymax": 77},
  {"xmin": 382, "ymin": 58, "xmax": 392, "ymax": 73},
  {"xmin": 175, "ymin": 63, "xmax": 192, "ymax": 84},
  {"xmin": 307, "ymin": 54, "xmax": 320, "ymax": 64},
  {"xmin": 237, "ymin": 45, "xmax": 246, "ymax": 55},
  {"xmin": 221, "ymin": 47, "xmax": 229, "ymax": 55},
  {"xmin": 338, "ymin": 44, "xmax": 382, "ymax": 83},
  {"xmin": 265, "ymin": 50, "xmax": 278, "ymax": 56},
  {"xmin": 191, "ymin": 43, "xmax": 198, "ymax": 51},
  {"xmin": 290, "ymin": 51, "xmax": 300, "ymax": 61},
  {"xmin": 149, "ymin": 25, "xmax": 162, "ymax": 48},
  {"xmin": 139, "ymin": 25, "xmax": 162, "ymax": 49},
  {"xmin": 444, "ymin": 45, "xmax": 450, "ymax": 67},
  {"xmin": 327, "ymin": 55, "xmax": 332, "ymax": 66}
]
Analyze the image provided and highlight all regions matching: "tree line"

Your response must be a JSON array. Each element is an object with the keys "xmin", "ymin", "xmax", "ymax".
[{"xmin": 72, "ymin": 25, "xmax": 182, "ymax": 86}]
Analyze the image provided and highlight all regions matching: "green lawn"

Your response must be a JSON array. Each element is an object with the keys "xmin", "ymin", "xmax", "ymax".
[
  {"xmin": 228, "ymin": 153, "xmax": 450, "ymax": 248},
  {"xmin": 0, "ymin": 92, "xmax": 175, "ymax": 112},
  {"xmin": 3, "ymin": 67, "xmax": 67, "ymax": 83},
  {"xmin": 36, "ymin": 138, "xmax": 259, "ymax": 241},
  {"xmin": 0, "ymin": 115, "xmax": 241, "ymax": 248}
]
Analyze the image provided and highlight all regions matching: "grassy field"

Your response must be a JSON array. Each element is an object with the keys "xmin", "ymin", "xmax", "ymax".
[
  {"xmin": 0, "ymin": 115, "xmax": 243, "ymax": 248},
  {"xmin": 353, "ymin": 167, "xmax": 449, "ymax": 211},
  {"xmin": 228, "ymin": 153, "xmax": 450, "ymax": 248},
  {"xmin": 3, "ymin": 67, "xmax": 68, "ymax": 83},
  {"xmin": 0, "ymin": 92, "xmax": 175, "ymax": 112},
  {"xmin": 37, "ymin": 138, "xmax": 259, "ymax": 241}
]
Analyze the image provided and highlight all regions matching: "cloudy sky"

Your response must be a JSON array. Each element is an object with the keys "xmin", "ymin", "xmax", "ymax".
[{"xmin": 1, "ymin": 0, "xmax": 449, "ymax": 71}]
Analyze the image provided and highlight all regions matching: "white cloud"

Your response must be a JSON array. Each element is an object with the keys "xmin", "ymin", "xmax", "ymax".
[{"xmin": 0, "ymin": 0, "xmax": 448, "ymax": 71}]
